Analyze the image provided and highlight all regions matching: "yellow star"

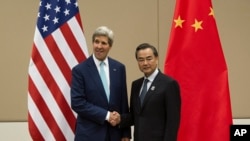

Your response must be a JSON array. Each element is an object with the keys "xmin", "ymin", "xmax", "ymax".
[
  {"xmin": 174, "ymin": 15, "xmax": 185, "ymax": 28},
  {"xmin": 209, "ymin": 7, "xmax": 214, "ymax": 17},
  {"xmin": 191, "ymin": 19, "xmax": 203, "ymax": 32}
]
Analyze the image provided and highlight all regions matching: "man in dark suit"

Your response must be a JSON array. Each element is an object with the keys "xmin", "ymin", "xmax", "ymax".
[
  {"xmin": 112, "ymin": 43, "xmax": 181, "ymax": 141},
  {"xmin": 70, "ymin": 26, "xmax": 130, "ymax": 141}
]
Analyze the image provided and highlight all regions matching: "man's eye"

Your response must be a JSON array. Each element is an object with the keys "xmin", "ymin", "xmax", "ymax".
[
  {"xmin": 101, "ymin": 42, "xmax": 107, "ymax": 45},
  {"xmin": 146, "ymin": 58, "xmax": 152, "ymax": 61}
]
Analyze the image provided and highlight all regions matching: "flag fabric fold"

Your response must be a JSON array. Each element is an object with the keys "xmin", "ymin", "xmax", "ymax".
[
  {"xmin": 28, "ymin": 0, "xmax": 88, "ymax": 140},
  {"xmin": 164, "ymin": 0, "xmax": 232, "ymax": 141}
]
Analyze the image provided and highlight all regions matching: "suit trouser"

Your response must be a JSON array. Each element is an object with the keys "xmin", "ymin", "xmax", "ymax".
[{"xmin": 105, "ymin": 126, "xmax": 110, "ymax": 141}]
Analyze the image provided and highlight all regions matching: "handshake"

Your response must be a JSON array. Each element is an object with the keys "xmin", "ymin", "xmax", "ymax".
[{"xmin": 108, "ymin": 111, "xmax": 121, "ymax": 126}]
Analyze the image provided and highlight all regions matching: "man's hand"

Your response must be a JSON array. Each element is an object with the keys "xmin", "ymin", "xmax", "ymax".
[{"xmin": 108, "ymin": 111, "xmax": 121, "ymax": 126}]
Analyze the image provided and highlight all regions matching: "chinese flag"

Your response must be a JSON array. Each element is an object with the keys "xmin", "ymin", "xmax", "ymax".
[{"xmin": 164, "ymin": 0, "xmax": 232, "ymax": 141}]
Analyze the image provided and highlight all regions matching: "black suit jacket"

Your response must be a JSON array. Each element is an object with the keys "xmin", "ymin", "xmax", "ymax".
[{"xmin": 121, "ymin": 70, "xmax": 181, "ymax": 141}]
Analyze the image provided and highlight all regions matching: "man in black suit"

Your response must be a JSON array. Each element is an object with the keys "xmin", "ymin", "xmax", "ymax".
[{"xmin": 111, "ymin": 43, "xmax": 181, "ymax": 141}]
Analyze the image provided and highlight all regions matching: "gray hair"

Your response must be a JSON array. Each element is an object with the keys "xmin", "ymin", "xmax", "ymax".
[{"xmin": 92, "ymin": 26, "xmax": 114, "ymax": 46}]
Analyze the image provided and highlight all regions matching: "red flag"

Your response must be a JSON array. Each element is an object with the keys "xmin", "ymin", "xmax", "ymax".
[
  {"xmin": 164, "ymin": 0, "xmax": 232, "ymax": 141},
  {"xmin": 28, "ymin": 0, "xmax": 88, "ymax": 140}
]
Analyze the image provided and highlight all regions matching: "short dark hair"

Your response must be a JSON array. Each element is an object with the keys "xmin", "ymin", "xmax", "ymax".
[{"xmin": 135, "ymin": 43, "xmax": 158, "ymax": 59}]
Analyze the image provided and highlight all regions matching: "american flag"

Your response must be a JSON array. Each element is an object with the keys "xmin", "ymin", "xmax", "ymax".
[{"xmin": 28, "ymin": 0, "xmax": 88, "ymax": 140}]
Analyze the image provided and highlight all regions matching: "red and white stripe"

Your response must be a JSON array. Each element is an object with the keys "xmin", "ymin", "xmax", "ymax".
[{"xmin": 28, "ymin": 13, "xmax": 88, "ymax": 141}]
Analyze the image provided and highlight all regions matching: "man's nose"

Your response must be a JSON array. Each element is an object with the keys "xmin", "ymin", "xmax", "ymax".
[
  {"xmin": 142, "ymin": 60, "xmax": 149, "ymax": 65},
  {"xmin": 96, "ymin": 43, "xmax": 102, "ymax": 48}
]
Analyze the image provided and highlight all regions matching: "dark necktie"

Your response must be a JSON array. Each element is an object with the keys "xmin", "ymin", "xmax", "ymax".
[{"xmin": 140, "ymin": 79, "xmax": 149, "ymax": 105}]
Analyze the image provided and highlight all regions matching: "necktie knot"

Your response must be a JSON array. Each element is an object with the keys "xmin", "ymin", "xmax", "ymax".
[{"xmin": 100, "ymin": 61, "xmax": 104, "ymax": 66}]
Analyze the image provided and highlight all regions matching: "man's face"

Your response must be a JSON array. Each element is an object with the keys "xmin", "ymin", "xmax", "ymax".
[
  {"xmin": 136, "ymin": 48, "xmax": 158, "ymax": 77},
  {"xmin": 93, "ymin": 36, "xmax": 111, "ymax": 61}
]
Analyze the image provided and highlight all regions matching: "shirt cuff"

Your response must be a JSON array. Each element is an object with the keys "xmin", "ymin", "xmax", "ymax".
[{"xmin": 105, "ymin": 111, "xmax": 110, "ymax": 121}]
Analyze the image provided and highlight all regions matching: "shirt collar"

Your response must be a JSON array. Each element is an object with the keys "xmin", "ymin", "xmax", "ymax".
[
  {"xmin": 144, "ymin": 69, "xmax": 159, "ymax": 82},
  {"xmin": 93, "ymin": 54, "xmax": 109, "ymax": 67}
]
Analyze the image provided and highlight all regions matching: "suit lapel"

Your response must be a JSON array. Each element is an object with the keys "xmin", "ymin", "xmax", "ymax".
[
  {"xmin": 140, "ymin": 72, "xmax": 162, "ymax": 109},
  {"xmin": 135, "ymin": 78, "xmax": 144, "ymax": 114},
  {"xmin": 108, "ymin": 58, "xmax": 124, "ymax": 103},
  {"xmin": 87, "ymin": 56, "xmax": 108, "ymax": 102},
  {"xmin": 108, "ymin": 58, "xmax": 116, "ymax": 102}
]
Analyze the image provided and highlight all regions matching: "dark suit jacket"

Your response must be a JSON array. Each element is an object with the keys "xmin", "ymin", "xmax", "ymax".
[
  {"xmin": 71, "ymin": 55, "xmax": 130, "ymax": 141},
  {"xmin": 120, "ymin": 70, "xmax": 181, "ymax": 141}
]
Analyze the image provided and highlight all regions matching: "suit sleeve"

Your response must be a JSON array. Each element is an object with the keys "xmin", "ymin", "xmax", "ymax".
[
  {"xmin": 70, "ymin": 66, "xmax": 107, "ymax": 125},
  {"xmin": 119, "ymin": 65, "xmax": 131, "ymax": 138},
  {"xmin": 164, "ymin": 80, "xmax": 181, "ymax": 141},
  {"xmin": 120, "ymin": 80, "xmax": 135, "ymax": 128}
]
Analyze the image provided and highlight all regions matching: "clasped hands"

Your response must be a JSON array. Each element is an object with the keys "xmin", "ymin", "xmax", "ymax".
[
  {"xmin": 108, "ymin": 112, "xmax": 130, "ymax": 141},
  {"xmin": 108, "ymin": 111, "xmax": 121, "ymax": 126}
]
